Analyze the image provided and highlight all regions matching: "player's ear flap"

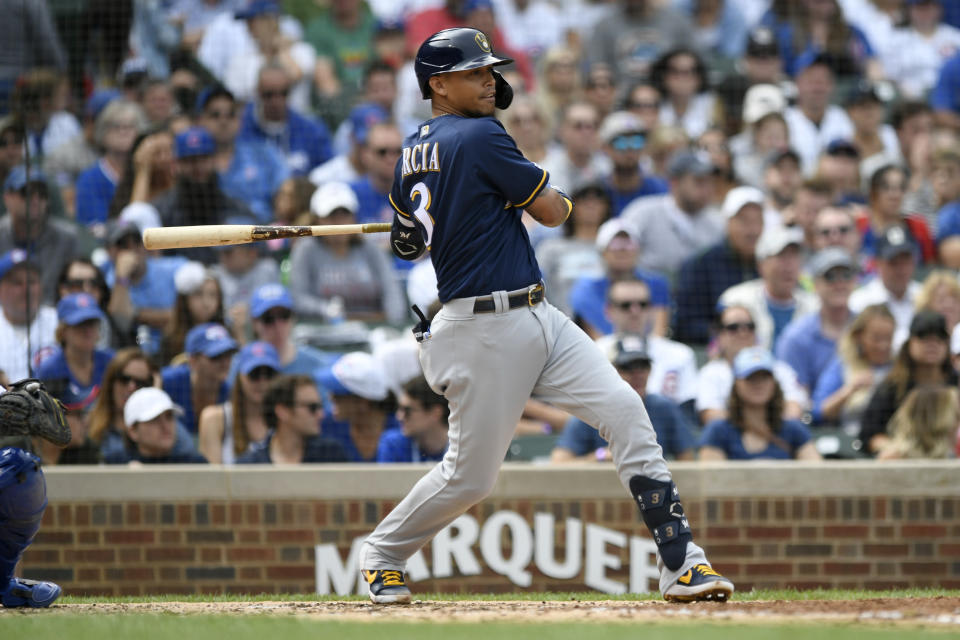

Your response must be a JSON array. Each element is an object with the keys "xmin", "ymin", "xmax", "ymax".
[{"xmin": 493, "ymin": 70, "xmax": 513, "ymax": 110}]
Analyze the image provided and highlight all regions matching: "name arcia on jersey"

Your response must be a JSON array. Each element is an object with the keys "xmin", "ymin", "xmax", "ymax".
[{"xmin": 401, "ymin": 142, "xmax": 441, "ymax": 177}]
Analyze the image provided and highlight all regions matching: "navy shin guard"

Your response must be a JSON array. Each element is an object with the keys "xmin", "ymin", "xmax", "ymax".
[{"xmin": 629, "ymin": 476, "xmax": 691, "ymax": 571}]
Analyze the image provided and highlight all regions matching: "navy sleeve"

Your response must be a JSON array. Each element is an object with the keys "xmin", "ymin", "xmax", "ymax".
[
  {"xmin": 781, "ymin": 419, "xmax": 813, "ymax": 453},
  {"xmin": 936, "ymin": 203, "xmax": 960, "ymax": 243},
  {"xmin": 467, "ymin": 119, "xmax": 548, "ymax": 209},
  {"xmin": 931, "ymin": 55, "xmax": 960, "ymax": 112},
  {"xmin": 699, "ymin": 419, "xmax": 733, "ymax": 451}
]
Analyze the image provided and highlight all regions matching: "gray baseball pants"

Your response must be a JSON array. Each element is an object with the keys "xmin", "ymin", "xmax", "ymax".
[{"xmin": 359, "ymin": 289, "xmax": 708, "ymax": 594}]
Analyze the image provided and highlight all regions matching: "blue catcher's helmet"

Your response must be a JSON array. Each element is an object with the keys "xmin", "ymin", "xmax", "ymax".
[{"xmin": 414, "ymin": 28, "xmax": 514, "ymax": 99}]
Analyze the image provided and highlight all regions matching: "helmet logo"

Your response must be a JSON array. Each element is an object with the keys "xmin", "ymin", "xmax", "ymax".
[{"xmin": 475, "ymin": 32, "xmax": 491, "ymax": 53}]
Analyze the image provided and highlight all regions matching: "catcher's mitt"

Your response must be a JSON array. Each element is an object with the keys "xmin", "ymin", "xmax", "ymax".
[{"xmin": 0, "ymin": 379, "xmax": 71, "ymax": 447}]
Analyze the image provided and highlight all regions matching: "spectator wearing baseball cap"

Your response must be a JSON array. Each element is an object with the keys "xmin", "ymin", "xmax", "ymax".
[
  {"xmin": 161, "ymin": 323, "xmax": 237, "ymax": 435},
  {"xmin": 843, "ymin": 83, "xmax": 899, "ymax": 173},
  {"xmin": 310, "ymin": 102, "xmax": 389, "ymax": 188},
  {"xmin": 209, "ymin": 213, "xmax": 281, "ymax": 330},
  {"xmin": 238, "ymin": 374, "xmax": 346, "ymax": 464},
  {"xmin": 719, "ymin": 225, "xmax": 819, "ymax": 351},
  {"xmin": 245, "ymin": 283, "xmax": 332, "ymax": 376},
  {"xmin": 0, "ymin": 165, "xmax": 90, "ymax": 305},
  {"xmin": 620, "ymin": 149, "xmax": 724, "ymax": 279},
  {"xmin": 35, "ymin": 293, "xmax": 114, "ymax": 409},
  {"xmin": 597, "ymin": 111, "xmax": 668, "ymax": 216},
  {"xmin": 105, "ymin": 387, "xmax": 207, "ymax": 464},
  {"xmin": 783, "ymin": 52, "xmax": 854, "ymax": 176},
  {"xmin": 551, "ymin": 334, "xmax": 695, "ymax": 463},
  {"xmin": 42, "ymin": 90, "xmax": 119, "ymax": 197},
  {"xmin": 0, "ymin": 249, "xmax": 58, "ymax": 382},
  {"xmin": 289, "ymin": 179, "xmax": 406, "ymax": 325},
  {"xmin": 730, "ymin": 85, "xmax": 789, "ymax": 189},
  {"xmin": 35, "ymin": 378, "xmax": 101, "ymax": 465},
  {"xmin": 715, "ymin": 26, "xmax": 785, "ymax": 141},
  {"xmin": 197, "ymin": 85, "xmax": 289, "ymax": 223},
  {"xmin": 316, "ymin": 351, "xmax": 400, "ymax": 463},
  {"xmin": 849, "ymin": 226, "xmax": 923, "ymax": 349},
  {"xmin": 859, "ymin": 309, "xmax": 957, "ymax": 456},
  {"xmin": 673, "ymin": 186, "xmax": 764, "ymax": 345},
  {"xmin": 199, "ymin": 341, "xmax": 280, "ymax": 464},
  {"xmin": 776, "ymin": 249, "xmax": 858, "ymax": 394},
  {"xmin": 158, "ymin": 261, "xmax": 228, "ymax": 365},
  {"xmin": 699, "ymin": 346, "xmax": 821, "ymax": 461},
  {"xmin": 567, "ymin": 218, "xmax": 671, "ymax": 338},
  {"xmin": 857, "ymin": 164, "xmax": 936, "ymax": 270}
]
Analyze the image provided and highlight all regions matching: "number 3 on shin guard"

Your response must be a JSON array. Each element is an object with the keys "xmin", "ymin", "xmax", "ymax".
[{"xmin": 629, "ymin": 476, "xmax": 692, "ymax": 571}]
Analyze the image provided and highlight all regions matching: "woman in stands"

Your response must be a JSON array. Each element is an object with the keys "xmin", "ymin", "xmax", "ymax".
[
  {"xmin": 860, "ymin": 310, "xmax": 957, "ymax": 456},
  {"xmin": 699, "ymin": 346, "xmax": 822, "ymax": 461},
  {"xmin": 198, "ymin": 342, "xmax": 278, "ymax": 464},
  {"xmin": 812, "ymin": 303, "xmax": 895, "ymax": 430}
]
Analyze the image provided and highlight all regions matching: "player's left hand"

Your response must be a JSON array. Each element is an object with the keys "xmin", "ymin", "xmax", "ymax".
[{"xmin": 0, "ymin": 379, "xmax": 71, "ymax": 447}]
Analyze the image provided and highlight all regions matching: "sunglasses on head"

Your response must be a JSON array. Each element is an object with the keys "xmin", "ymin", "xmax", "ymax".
[
  {"xmin": 612, "ymin": 299, "xmax": 650, "ymax": 311},
  {"xmin": 722, "ymin": 321, "xmax": 756, "ymax": 333},
  {"xmin": 247, "ymin": 366, "xmax": 276, "ymax": 382},
  {"xmin": 117, "ymin": 373, "xmax": 152, "ymax": 389},
  {"xmin": 260, "ymin": 309, "xmax": 292, "ymax": 325}
]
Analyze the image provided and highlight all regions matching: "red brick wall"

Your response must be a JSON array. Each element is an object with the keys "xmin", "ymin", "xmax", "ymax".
[{"xmin": 21, "ymin": 494, "xmax": 960, "ymax": 595}]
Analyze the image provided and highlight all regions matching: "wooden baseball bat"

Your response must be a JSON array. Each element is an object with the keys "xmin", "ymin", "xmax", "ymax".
[{"xmin": 141, "ymin": 223, "xmax": 393, "ymax": 250}]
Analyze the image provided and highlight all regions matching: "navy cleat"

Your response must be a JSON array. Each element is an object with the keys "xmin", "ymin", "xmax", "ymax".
[
  {"xmin": 1, "ymin": 578, "xmax": 62, "ymax": 608},
  {"xmin": 663, "ymin": 564, "xmax": 734, "ymax": 602},
  {"xmin": 363, "ymin": 569, "xmax": 411, "ymax": 604}
]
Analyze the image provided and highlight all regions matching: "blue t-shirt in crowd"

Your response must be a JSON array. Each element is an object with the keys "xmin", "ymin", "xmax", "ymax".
[
  {"xmin": 35, "ymin": 347, "xmax": 114, "ymax": 398},
  {"xmin": 104, "ymin": 256, "xmax": 187, "ymax": 310},
  {"xmin": 161, "ymin": 364, "xmax": 229, "ymax": 435},
  {"xmin": 100, "ymin": 419, "xmax": 203, "ymax": 464},
  {"xmin": 219, "ymin": 140, "xmax": 290, "ymax": 223},
  {"xmin": 375, "ymin": 428, "xmax": 447, "ymax": 463},
  {"xmin": 606, "ymin": 175, "xmax": 669, "ymax": 218},
  {"xmin": 238, "ymin": 103, "xmax": 332, "ymax": 176},
  {"xmin": 74, "ymin": 160, "xmax": 117, "ymax": 225},
  {"xmin": 766, "ymin": 298, "xmax": 796, "ymax": 352},
  {"xmin": 349, "ymin": 175, "xmax": 392, "ymax": 225},
  {"xmin": 935, "ymin": 202, "xmax": 960, "ymax": 243},
  {"xmin": 930, "ymin": 53, "xmax": 960, "ymax": 114},
  {"xmin": 775, "ymin": 311, "xmax": 839, "ymax": 392},
  {"xmin": 555, "ymin": 394, "xmax": 697, "ymax": 459},
  {"xmin": 568, "ymin": 269, "xmax": 671, "ymax": 335},
  {"xmin": 320, "ymin": 413, "xmax": 401, "ymax": 463},
  {"xmin": 699, "ymin": 418, "xmax": 812, "ymax": 460},
  {"xmin": 236, "ymin": 433, "xmax": 346, "ymax": 463}
]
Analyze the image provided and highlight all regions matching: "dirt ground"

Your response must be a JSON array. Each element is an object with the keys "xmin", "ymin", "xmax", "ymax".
[{"xmin": 19, "ymin": 597, "xmax": 960, "ymax": 628}]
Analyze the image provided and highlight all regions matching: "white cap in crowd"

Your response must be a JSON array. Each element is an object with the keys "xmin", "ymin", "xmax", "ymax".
[
  {"xmin": 311, "ymin": 181, "xmax": 359, "ymax": 218},
  {"xmin": 721, "ymin": 185, "xmax": 766, "ymax": 220},
  {"xmin": 124, "ymin": 387, "xmax": 182, "ymax": 428},
  {"xmin": 755, "ymin": 226, "xmax": 804, "ymax": 261},
  {"xmin": 742, "ymin": 84, "xmax": 786, "ymax": 125}
]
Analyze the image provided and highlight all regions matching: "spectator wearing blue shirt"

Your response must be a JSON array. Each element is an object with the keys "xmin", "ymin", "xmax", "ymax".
[
  {"xmin": 237, "ymin": 63, "xmax": 332, "ymax": 176},
  {"xmin": 74, "ymin": 100, "xmax": 147, "ymax": 226},
  {"xmin": 673, "ymin": 186, "xmax": 764, "ymax": 345},
  {"xmin": 597, "ymin": 111, "xmax": 669, "ymax": 217},
  {"xmin": 161, "ymin": 323, "xmax": 237, "ymax": 434},
  {"xmin": 104, "ymin": 387, "xmax": 207, "ymax": 464},
  {"xmin": 699, "ymin": 347, "xmax": 822, "ymax": 461},
  {"xmin": 551, "ymin": 334, "xmax": 696, "ymax": 463},
  {"xmin": 317, "ymin": 352, "xmax": 400, "ymax": 463},
  {"xmin": 197, "ymin": 85, "xmax": 289, "ymax": 223},
  {"xmin": 36, "ymin": 293, "xmax": 114, "ymax": 398},
  {"xmin": 568, "ymin": 218, "xmax": 671, "ymax": 338},
  {"xmin": 348, "ymin": 122, "xmax": 405, "ymax": 225},
  {"xmin": 238, "ymin": 374, "xmax": 345, "ymax": 464},
  {"xmin": 931, "ymin": 51, "xmax": 960, "ymax": 131},
  {"xmin": 377, "ymin": 375, "xmax": 448, "ymax": 464},
  {"xmin": 769, "ymin": 4, "xmax": 877, "ymax": 79},
  {"xmin": 776, "ymin": 248, "xmax": 857, "ymax": 394},
  {"xmin": 932, "ymin": 149, "xmax": 960, "ymax": 269}
]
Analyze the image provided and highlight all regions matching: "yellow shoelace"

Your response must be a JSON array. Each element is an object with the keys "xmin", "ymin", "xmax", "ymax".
[
  {"xmin": 694, "ymin": 564, "xmax": 721, "ymax": 577},
  {"xmin": 382, "ymin": 570, "xmax": 405, "ymax": 586}
]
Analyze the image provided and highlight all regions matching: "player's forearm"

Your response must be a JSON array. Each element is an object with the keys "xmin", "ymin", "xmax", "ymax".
[{"xmin": 525, "ymin": 187, "xmax": 572, "ymax": 228}]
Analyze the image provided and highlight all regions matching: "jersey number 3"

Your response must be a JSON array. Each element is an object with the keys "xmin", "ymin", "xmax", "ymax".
[{"xmin": 410, "ymin": 182, "xmax": 435, "ymax": 248}]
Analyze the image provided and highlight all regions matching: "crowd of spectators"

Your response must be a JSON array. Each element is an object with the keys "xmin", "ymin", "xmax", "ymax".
[{"xmin": 1, "ymin": 0, "xmax": 960, "ymax": 466}]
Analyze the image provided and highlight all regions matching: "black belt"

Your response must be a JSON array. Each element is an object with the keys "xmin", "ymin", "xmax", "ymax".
[{"xmin": 473, "ymin": 283, "xmax": 544, "ymax": 313}]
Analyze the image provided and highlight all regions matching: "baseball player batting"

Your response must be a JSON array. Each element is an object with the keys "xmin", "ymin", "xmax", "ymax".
[
  {"xmin": 359, "ymin": 28, "xmax": 734, "ymax": 604},
  {"xmin": 0, "ymin": 379, "xmax": 71, "ymax": 608}
]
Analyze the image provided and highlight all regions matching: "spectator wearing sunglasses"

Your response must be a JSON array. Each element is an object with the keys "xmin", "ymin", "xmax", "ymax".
[
  {"xmin": 673, "ymin": 186, "xmax": 764, "ymax": 345},
  {"xmin": 209, "ymin": 215, "xmax": 280, "ymax": 333},
  {"xmin": 551, "ymin": 335, "xmax": 695, "ymax": 463},
  {"xmin": 776, "ymin": 249, "xmax": 858, "ymax": 395},
  {"xmin": 377, "ymin": 375, "xmax": 449, "ymax": 464},
  {"xmin": 88, "ymin": 348, "xmax": 197, "ymax": 463},
  {"xmin": 197, "ymin": 86, "xmax": 289, "ymax": 224},
  {"xmin": 242, "ymin": 284, "xmax": 331, "ymax": 377},
  {"xmin": 596, "ymin": 111, "xmax": 668, "ymax": 217},
  {"xmin": 56, "ymin": 258, "xmax": 129, "ymax": 350},
  {"xmin": 239, "ymin": 374, "xmax": 346, "ymax": 464},
  {"xmin": 35, "ymin": 293, "xmax": 114, "ymax": 405},
  {"xmin": 348, "ymin": 122, "xmax": 405, "ymax": 226},
  {"xmin": 696, "ymin": 304, "xmax": 808, "ymax": 426},
  {"xmin": 162, "ymin": 323, "xmax": 238, "ymax": 435},
  {"xmin": 596, "ymin": 278, "xmax": 698, "ymax": 413},
  {"xmin": 199, "ymin": 341, "xmax": 279, "ymax": 464},
  {"xmin": 810, "ymin": 206, "xmax": 863, "ymax": 268}
]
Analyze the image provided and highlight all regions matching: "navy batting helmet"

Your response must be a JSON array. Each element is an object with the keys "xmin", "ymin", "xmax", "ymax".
[{"xmin": 414, "ymin": 28, "xmax": 514, "ymax": 99}]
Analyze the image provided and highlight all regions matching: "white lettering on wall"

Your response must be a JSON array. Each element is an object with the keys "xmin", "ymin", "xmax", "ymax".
[
  {"xmin": 432, "ymin": 514, "xmax": 482, "ymax": 579},
  {"xmin": 534, "ymin": 514, "xmax": 581, "ymax": 579},
  {"xmin": 479, "ymin": 511, "xmax": 534, "ymax": 587}
]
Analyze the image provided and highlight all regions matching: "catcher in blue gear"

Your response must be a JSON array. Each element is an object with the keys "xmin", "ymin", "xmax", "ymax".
[{"xmin": 0, "ymin": 379, "xmax": 70, "ymax": 608}]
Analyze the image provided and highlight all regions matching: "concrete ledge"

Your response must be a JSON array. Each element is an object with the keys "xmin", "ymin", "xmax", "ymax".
[{"xmin": 43, "ymin": 460, "xmax": 960, "ymax": 502}]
